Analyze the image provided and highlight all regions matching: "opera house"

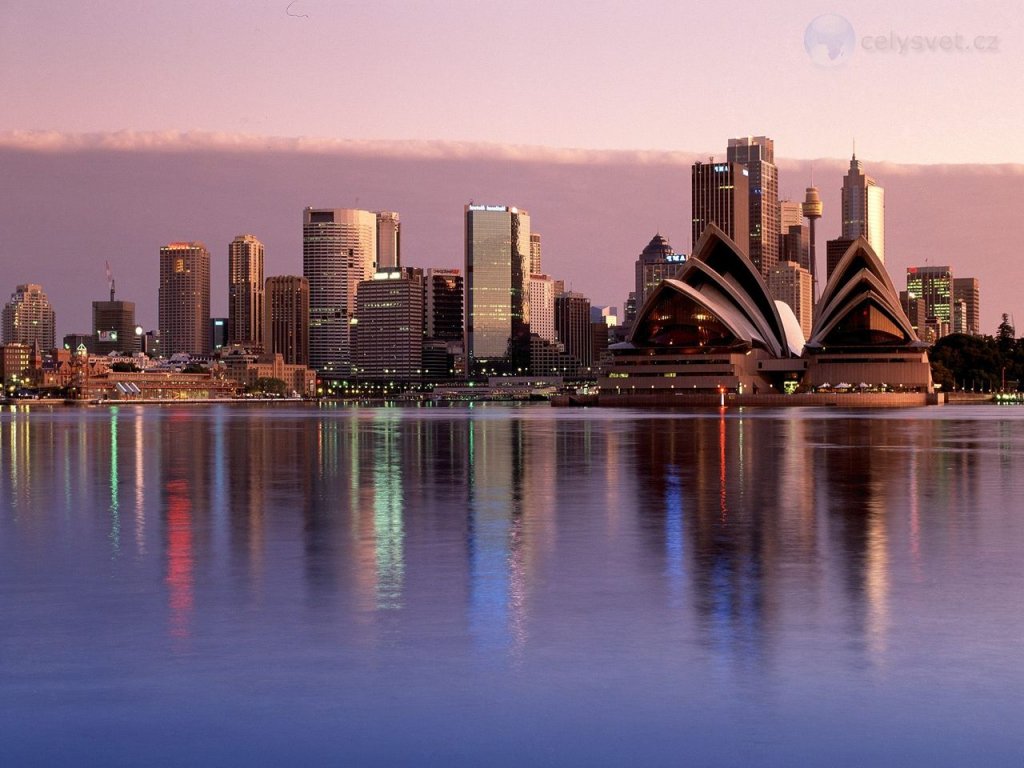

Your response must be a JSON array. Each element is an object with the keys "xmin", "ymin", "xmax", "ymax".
[{"xmin": 599, "ymin": 225, "xmax": 936, "ymax": 405}]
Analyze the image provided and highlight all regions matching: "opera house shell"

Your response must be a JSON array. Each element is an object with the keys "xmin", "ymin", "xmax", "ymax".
[{"xmin": 599, "ymin": 225, "xmax": 933, "ymax": 404}]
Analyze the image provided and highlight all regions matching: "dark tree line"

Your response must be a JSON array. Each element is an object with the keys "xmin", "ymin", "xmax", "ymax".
[{"xmin": 930, "ymin": 314, "xmax": 1023, "ymax": 391}]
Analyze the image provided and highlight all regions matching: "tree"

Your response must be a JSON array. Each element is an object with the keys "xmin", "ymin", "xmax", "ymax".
[
  {"xmin": 249, "ymin": 377, "xmax": 287, "ymax": 397},
  {"xmin": 997, "ymin": 313, "xmax": 1016, "ymax": 357}
]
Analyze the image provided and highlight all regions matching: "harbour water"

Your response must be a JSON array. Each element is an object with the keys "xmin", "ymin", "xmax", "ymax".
[{"xmin": 1, "ymin": 403, "xmax": 1022, "ymax": 766}]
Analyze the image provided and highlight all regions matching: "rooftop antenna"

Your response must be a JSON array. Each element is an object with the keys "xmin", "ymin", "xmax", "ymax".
[{"xmin": 104, "ymin": 260, "xmax": 115, "ymax": 302}]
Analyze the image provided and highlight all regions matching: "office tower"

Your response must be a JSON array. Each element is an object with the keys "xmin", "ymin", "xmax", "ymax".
[
  {"xmin": 0, "ymin": 343, "xmax": 32, "ymax": 388},
  {"xmin": 900, "ymin": 290, "xmax": 927, "ymax": 336},
  {"xmin": 376, "ymin": 211, "xmax": 401, "ymax": 270},
  {"xmin": 634, "ymin": 233, "xmax": 686, "ymax": 311},
  {"xmin": 779, "ymin": 200, "xmax": 803, "ymax": 231},
  {"xmin": 228, "ymin": 234, "xmax": 264, "ymax": 351},
  {"xmin": 591, "ymin": 306, "xmax": 619, "ymax": 327},
  {"xmin": 555, "ymin": 291, "xmax": 593, "ymax": 371},
  {"xmin": 780, "ymin": 224, "xmax": 810, "ymax": 271},
  {"xmin": 768, "ymin": 261, "xmax": 813, "ymax": 340},
  {"xmin": 825, "ymin": 237, "xmax": 855, "ymax": 281},
  {"xmin": 691, "ymin": 160, "xmax": 750, "ymax": 256},
  {"xmin": 2, "ymin": 283, "xmax": 56, "ymax": 350},
  {"xmin": 265, "ymin": 275, "xmax": 310, "ymax": 365},
  {"xmin": 423, "ymin": 268, "xmax": 464, "ymax": 341},
  {"xmin": 528, "ymin": 274, "xmax": 557, "ymax": 343},
  {"xmin": 464, "ymin": 204, "xmax": 531, "ymax": 373},
  {"xmin": 159, "ymin": 242, "xmax": 211, "ymax": 356},
  {"xmin": 303, "ymin": 207, "xmax": 377, "ymax": 376},
  {"xmin": 802, "ymin": 186, "xmax": 823, "ymax": 292},
  {"xmin": 353, "ymin": 269, "xmax": 423, "ymax": 382},
  {"xmin": 953, "ymin": 277, "xmax": 981, "ymax": 336},
  {"xmin": 530, "ymin": 232, "xmax": 542, "ymax": 275},
  {"xmin": 841, "ymin": 153, "xmax": 885, "ymax": 261},
  {"xmin": 210, "ymin": 318, "xmax": 229, "ymax": 352},
  {"xmin": 727, "ymin": 136, "xmax": 779, "ymax": 275},
  {"xmin": 92, "ymin": 298, "xmax": 138, "ymax": 354},
  {"xmin": 906, "ymin": 266, "xmax": 953, "ymax": 331}
]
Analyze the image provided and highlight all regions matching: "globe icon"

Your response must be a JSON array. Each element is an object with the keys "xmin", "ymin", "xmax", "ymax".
[{"xmin": 804, "ymin": 14, "xmax": 855, "ymax": 67}]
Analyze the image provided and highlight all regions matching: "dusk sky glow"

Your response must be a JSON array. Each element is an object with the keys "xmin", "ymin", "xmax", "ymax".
[{"xmin": 1, "ymin": 1, "xmax": 1022, "ymax": 335}]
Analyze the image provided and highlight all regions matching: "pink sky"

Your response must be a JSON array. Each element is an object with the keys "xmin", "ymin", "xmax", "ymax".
[{"xmin": 0, "ymin": 2, "xmax": 1022, "ymax": 336}]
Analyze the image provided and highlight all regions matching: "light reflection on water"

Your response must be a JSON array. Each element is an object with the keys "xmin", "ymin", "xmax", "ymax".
[{"xmin": 1, "ymin": 403, "xmax": 1023, "ymax": 766}]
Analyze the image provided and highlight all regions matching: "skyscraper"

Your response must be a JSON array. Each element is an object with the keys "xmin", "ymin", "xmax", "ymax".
[
  {"xmin": 464, "ymin": 204, "xmax": 531, "ymax": 374},
  {"xmin": 555, "ymin": 291, "xmax": 593, "ymax": 372},
  {"xmin": 92, "ymin": 295, "xmax": 137, "ymax": 354},
  {"xmin": 376, "ymin": 211, "xmax": 401, "ymax": 270},
  {"xmin": 353, "ymin": 269, "xmax": 423, "ymax": 382},
  {"xmin": 634, "ymin": 233, "xmax": 686, "ymax": 312},
  {"xmin": 530, "ymin": 232, "xmax": 542, "ymax": 276},
  {"xmin": 423, "ymin": 268, "xmax": 464, "ymax": 342},
  {"xmin": 2, "ymin": 283, "xmax": 55, "ymax": 350},
  {"xmin": 825, "ymin": 237, "xmax": 855, "ymax": 281},
  {"xmin": 265, "ymin": 276, "xmax": 309, "ymax": 365},
  {"xmin": 158, "ymin": 242, "xmax": 210, "ymax": 356},
  {"xmin": 303, "ymin": 207, "xmax": 377, "ymax": 376},
  {"xmin": 228, "ymin": 234, "xmax": 264, "ymax": 351},
  {"xmin": 906, "ymin": 266, "xmax": 953, "ymax": 332},
  {"xmin": 768, "ymin": 261, "xmax": 813, "ymax": 341},
  {"xmin": 952, "ymin": 277, "xmax": 981, "ymax": 336},
  {"xmin": 727, "ymin": 136, "xmax": 779, "ymax": 276},
  {"xmin": 691, "ymin": 161, "xmax": 750, "ymax": 256},
  {"xmin": 842, "ymin": 154, "xmax": 885, "ymax": 261},
  {"xmin": 528, "ymin": 274, "xmax": 557, "ymax": 344}
]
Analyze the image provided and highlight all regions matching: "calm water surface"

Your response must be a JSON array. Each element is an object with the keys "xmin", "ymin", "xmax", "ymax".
[{"xmin": 1, "ymin": 403, "xmax": 1023, "ymax": 766}]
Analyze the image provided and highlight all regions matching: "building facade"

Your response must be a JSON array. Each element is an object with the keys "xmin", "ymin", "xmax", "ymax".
[
  {"xmin": 906, "ymin": 266, "xmax": 953, "ymax": 333},
  {"xmin": 953, "ymin": 277, "xmax": 981, "ymax": 336},
  {"xmin": 228, "ymin": 234, "xmax": 264, "ymax": 351},
  {"xmin": 691, "ymin": 161, "xmax": 750, "ymax": 258},
  {"xmin": 2, "ymin": 283, "xmax": 56, "ymax": 350},
  {"xmin": 528, "ymin": 274, "xmax": 558, "ymax": 344},
  {"xmin": 842, "ymin": 154, "xmax": 885, "ymax": 261},
  {"xmin": 634, "ymin": 233, "xmax": 687, "ymax": 313},
  {"xmin": 727, "ymin": 136, "xmax": 779, "ymax": 276},
  {"xmin": 376, "ymin": 211, "xmax": 401, "ymax": 270},
  {"xmin": 768, "ymin": 260, "xmax": 813, "ymax": 341},
  {"xmin": 159, "ymin": 242, "xmax": 211, "ymax": 356},
  {"xmin": 530, "ymin": 232, "xmax": 542, "ymax": 276},
  {"xmin": 424, "ymin": 268, "xmax": 464, "ymax": 341},
  {"xmin": 303, "ymin": 207, "xmax": 378, "ymax": 377},
  {"xmin": 353, "ymin": 269, "xmax": 424, "ymax": 382},
  {"xmin": 555, "ymin": 291, "xmax": 593, "ymax": 373},
  {"xmin": 464, "ymin": 204, "xmax": 531, "ymax": 374},
  {"xmin": 265, "ymin": 275, "xmax": 309, "ymax": 365}
]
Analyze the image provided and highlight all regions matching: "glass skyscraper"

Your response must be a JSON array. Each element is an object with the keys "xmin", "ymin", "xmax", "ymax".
[
  {"xmin": 842, "ymin": 154, "xmax": 885, "ymax": 261},
  {"xmin": 464, "ymin": 204, "xmax": 531, "ymax": 374},
  {"xmin": 727, "ymin": 136, "xmax": 779, "ymax": 277}
]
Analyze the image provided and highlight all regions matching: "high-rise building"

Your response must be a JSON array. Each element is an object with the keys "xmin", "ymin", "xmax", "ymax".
[
  {"xmin": 92, "ymin": 297, "xmax": 138, "ymax": 354},
  {"xmin": 265, "ymin": 275, "xmax": 310, "ymax": 365},
  {"xmin": 825, "ymin": 237, "xmax": 855, "ymax": 281},
  {"xmin": 464, "ymin": 204, "xmax": 531, "ymax": 374},
  {"xmin": 376, "ymin": 211, "xmax": 401, "ymax": 270},
  {"xmin": 228, "ymin": 234, "xmax": 264, "ymax": 351},
  {"xmin": 159, "ymin": 242, "xmax": 211, "ymax": 356},
  {"xmin": 2, "ymin": 283, "xmax": 56, "ymax": 350},
  {"xmin": 953, "ymin": 277, "xmax": 981, "ymax": 336},
  {"xmin": 768, "ymin": 261, "xmax": 813, "ymax": 341},
  {"xmin": 353, "ymin": 269, "xmax": 423, "ymax": 382},
  {"xmin": 530, "ymin": 232, "xmax": 542, "ymax": 276},
  {"xmin": 780, "ymin": 224, "xmax": 810, "ymax": 271},
  {"xmin": 528, "ymin": 274, "xmax": 558, "ymax": 344},
  {"xmin": 423, "ymin": 269, "xmax": 464, "ymax": 342},
  {"xmin": 691, "ymin": 160, "xmax": 750, "ymax": 256},
  {"xmin": 555, "ymin": 291, "xmax": 593, "ymax": 373},
  {"xmin": 634, "ymin": 233, "xmax": 686, "ymax": 311},
  {"xmin": 779, "ymin": 200, "xmax": 803, "ymax": 231},
  {"xmin": 906, "ymin": 266, "xmax": 953, "ymax": 330},
  {"xmin": 303, "ymin": 207, "xmax": 377, "ymax": 376},
  {"xmin": 727, "ymin": 136, "xmax": 779, "ymax": 275},
  {"xmin": 210, "ymin": 318, "xmax": 229, "ymax": 352},
  {"xmin": 842, "ymin": 154, "xmax": 885, "ymax": 261}
]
